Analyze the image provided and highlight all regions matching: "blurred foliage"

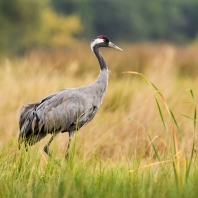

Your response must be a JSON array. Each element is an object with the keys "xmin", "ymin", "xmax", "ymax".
[
  {"xmin": 52, "ymin": 0, "xmax": 198, "ymax": 43},
  {"xmin": 1, "ymin": 0, "xmax": 198, "ymax": 54},
  {"xmin": 0, "ymin": 0, "xmax": 82, "ymax": 54},
  {"xmin": 0, "ymin": 0, "xmax": 44, "ymax": 53},
  {"xmin": 35, "ymin": 8, "xmax": 82, "ymax": 48}
]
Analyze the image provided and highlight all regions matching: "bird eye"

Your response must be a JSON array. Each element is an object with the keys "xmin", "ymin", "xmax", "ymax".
[{"xmin": 103, "ymin": 38, "xmax": 109, "ymax": 44}]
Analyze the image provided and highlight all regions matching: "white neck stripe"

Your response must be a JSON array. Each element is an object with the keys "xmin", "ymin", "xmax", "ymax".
[{"xmin": 90, "ymin": 38, "xmax": 104, "ymax": 52}]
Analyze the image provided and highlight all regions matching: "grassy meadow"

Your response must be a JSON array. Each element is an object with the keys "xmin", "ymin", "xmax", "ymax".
[{"xmin": 1, "ymin": 42, "xmax": 198, "ymax": 197}]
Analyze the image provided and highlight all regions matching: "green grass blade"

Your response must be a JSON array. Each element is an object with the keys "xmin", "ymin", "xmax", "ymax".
[
  {"xmin": 186, "ymin": 103, "xmax": 197, "ymax": 179},
  {"xmin": 194, "ymin": 108, "xmax": 196, "ymax": 131},
  {"xmin": 155, "ymin": 98, "xmax": 167, "ymax": 131},
  {"xmin": 190, "ymin": 89, "xmax": 194, "ymax": 100},
  {"xmin": 150, "ymin": 82, "xmax": 160, "ymax": 92},
  {"xmin": 172, "ymin": 161, "xmax": 179, "ymax": 191},
  {"xmin": 181, "ymin": 114, "xmax": 196, "ymax": 121},
  {"xmin": 147, "ymin": 133, "xmax": 161, "ymax": 162},
  {"xmin": 123, "ymin": 71, "xmax": 150, "ymax": 86},
  {"xmin": 186, "ymin": 135, "xmax": 195, "ymax": 179},
  {"xmin": 186, "ymin": 89, "xmax": 195, "ymax": 100},
  {"xmin": 169, "ymin": 109, "xmax": 182, "ymax": 136}
]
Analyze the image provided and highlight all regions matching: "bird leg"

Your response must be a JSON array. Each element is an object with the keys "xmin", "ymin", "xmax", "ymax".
[
  {"xmin": 43, "ymin": 133, "xmax": 56, "ymax": 156},
  {"xmin": 65, "ymin": 131, "xmax": 76, "ymax": 160}
]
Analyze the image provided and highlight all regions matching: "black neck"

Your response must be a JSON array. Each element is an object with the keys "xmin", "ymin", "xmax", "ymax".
[{"xmin": 93, "ymin": 46, "xmax": 108, "ymax": 71}]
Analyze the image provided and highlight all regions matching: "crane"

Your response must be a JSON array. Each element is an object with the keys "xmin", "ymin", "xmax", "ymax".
[{"xmin": 18, "ymin": 35, "xmax": 123, "ymax": 159}]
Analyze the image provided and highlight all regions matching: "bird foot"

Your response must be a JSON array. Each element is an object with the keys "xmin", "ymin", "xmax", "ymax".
[
  {"xmin": 65, "ymin": 152, "xmax": 69, "ymax": 160},
  {"xmin": 44, "ymin": 146, "xmax": 51, "ymax": 157}
]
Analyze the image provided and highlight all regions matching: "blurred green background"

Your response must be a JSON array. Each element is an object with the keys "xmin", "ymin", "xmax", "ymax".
[{"xmin": 1, "ymin": 0, "xmax": 198, "ymax": 54}]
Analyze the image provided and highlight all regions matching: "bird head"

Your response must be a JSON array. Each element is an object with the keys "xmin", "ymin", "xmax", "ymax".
[{"xmin": 91, "ymin": 35, "xmax": 123, "ymax": 52}]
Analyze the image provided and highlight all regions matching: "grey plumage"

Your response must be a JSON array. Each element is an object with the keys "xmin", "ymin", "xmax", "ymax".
[{"xmin": 18, "ymin": 35, "xmax": 122, "ymax": 158}]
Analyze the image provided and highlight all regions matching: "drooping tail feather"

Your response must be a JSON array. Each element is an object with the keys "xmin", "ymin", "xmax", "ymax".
[
  {"xmin": 18, "ymin": 102, "xmax": 40, "ymax": 148},
  {"xmin": 19, "ymin": 102, "xmax": 40, "ymax": 130}
]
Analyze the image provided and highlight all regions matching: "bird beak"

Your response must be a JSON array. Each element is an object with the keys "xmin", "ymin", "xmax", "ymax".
[{"xmin": 108, "ymin": 42, "xmax": 123, "ymax": 51}]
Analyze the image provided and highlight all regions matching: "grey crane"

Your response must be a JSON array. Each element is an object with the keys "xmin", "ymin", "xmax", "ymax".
[{"xmin": 18, "ymin": 35, "xmax": 122, "ymax": 159}]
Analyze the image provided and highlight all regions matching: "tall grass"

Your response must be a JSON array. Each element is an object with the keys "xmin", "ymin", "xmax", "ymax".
[{"xmin": 0, "ymin": 42, "xmax": 198, "ymax": 197}]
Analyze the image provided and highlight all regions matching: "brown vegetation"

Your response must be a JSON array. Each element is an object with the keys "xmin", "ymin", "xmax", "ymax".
[{"xmin": 0, "ymin": 42, "xmax": 198, "ymax": 162}]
